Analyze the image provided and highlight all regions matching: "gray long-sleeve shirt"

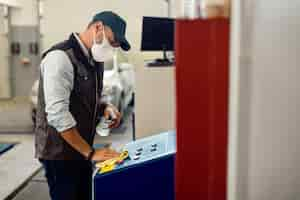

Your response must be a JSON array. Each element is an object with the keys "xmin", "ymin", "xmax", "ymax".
[{"xmin": 41, "ymin": 33, "xmax": 93, "ymax": 132}]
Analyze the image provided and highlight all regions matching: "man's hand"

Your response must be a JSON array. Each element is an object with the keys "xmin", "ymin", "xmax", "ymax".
[
  {"xmin": 92, "ymin": 148, "xmax": 120, "ymax": 162},
  {"xmin": 104, "ymin": 104, "xmax": 121, "ymax": 129}
]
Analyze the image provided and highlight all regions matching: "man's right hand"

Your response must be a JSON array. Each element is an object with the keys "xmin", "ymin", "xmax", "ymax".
[
  {"xmin": 92, "ymin": 148, "xmax": 120, "ymax": 162},
  {"xmin": 60, "ymin": 128, "xmax": 120, "ymax": 162}
]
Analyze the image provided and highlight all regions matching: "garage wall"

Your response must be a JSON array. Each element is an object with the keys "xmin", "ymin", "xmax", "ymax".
[
  {"xmin": 41, "ymin": 0, "xmax": 170, "ymax": 62},
  {"xmin": 10, "ymin": 0, "xmax": 38, "ymax": 26},
  {"xmin": 8, "ymin": 0, "xmax": 39, "ymax": 97},
  {"xmin": 0, "ymin": 5, "xmax": 11, "ymax": 98},
  {"xmin": 135, "ymin": 63, "xmax": 175, "ymax": 138},
  {"xmin": 0, "ymin": 0, "xmax": 19, "ymax": 7},
  {"xmin": 0, "ymin": 0, "xmax": 39, "ymax": 99},
  {"xmin": 233, "ymin": 0, "xmax": 300, "ymax": 199}
]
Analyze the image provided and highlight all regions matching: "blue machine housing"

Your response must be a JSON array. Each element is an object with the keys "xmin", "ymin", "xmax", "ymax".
[{"xmin": 93, "ymin": 131, "xmax": 176, "ymax": 200}]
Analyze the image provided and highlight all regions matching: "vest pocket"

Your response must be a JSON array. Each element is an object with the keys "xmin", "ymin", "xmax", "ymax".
[
  {"xmin": 74, "ymin": 74, "xmax": 91, "ymax": 94},
  {"xmin": 44, "ymin": 126, "xmax": 64, "ymax": 156}
]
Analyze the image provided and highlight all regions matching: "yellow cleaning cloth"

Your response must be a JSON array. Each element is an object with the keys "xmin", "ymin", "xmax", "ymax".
[{"xmin": 96, "ymin": 150, "xmax": 129, "ymax": 174}]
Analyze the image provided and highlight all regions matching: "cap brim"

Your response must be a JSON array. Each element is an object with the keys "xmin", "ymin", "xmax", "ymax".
[
  {"xmin": 119, "ymin": 37, "xmax": 131, "ymax": 51},
  {"xmin": 115, "ymin": 33, "xmax": 130, "ymax": 51}
]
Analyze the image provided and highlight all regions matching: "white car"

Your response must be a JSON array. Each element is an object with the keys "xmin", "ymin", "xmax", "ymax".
[
  {"xmin": 30, "ymin": 52, "xmax": 135, "ymax": 125},
  {"xmin": 102, "ymin": 53, "xmax": 135, "ymax": 116}
]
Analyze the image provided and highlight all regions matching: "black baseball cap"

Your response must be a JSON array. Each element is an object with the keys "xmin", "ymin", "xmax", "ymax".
[{"xmin": 91, "ymin": 11, "xmax": 131, "ymax": 51}]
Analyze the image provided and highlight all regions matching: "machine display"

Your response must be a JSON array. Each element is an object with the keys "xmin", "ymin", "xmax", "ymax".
[
  {"xmin": 93, "ymin": 131, "xmax": 176, "ymax": 200},
  {"xmin": 141, "ymin": 17, "xmax": 175, "ymax": 66}
]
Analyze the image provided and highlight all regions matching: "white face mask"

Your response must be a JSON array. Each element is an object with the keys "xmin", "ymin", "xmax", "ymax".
[{"xmin": 91, "ymin": 28, "xmax": 114, "ymax": 62}]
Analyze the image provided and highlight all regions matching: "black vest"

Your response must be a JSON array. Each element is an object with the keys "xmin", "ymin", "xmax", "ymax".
[{"xmin": 35, "ymin": 34, "xmax": 105, "ymax": 160}]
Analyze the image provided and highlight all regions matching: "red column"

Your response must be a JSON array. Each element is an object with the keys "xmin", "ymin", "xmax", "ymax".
[{"xmin": 175, "ymin": 19, "xmax": 230, "ymax": 200}]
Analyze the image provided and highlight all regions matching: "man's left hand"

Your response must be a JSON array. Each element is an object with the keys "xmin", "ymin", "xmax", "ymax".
[{"xmin": 104, "ymin": 104, "xmax": 122, "ymax": 129}]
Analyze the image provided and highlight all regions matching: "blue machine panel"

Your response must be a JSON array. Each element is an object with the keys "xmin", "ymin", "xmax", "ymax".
[{"xmin": 93, "ymin": 131, "xmax": 176, "ymax": 200}]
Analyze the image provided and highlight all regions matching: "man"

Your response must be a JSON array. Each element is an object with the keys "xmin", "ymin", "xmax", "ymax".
[{"xmin": 35, "ymin": 11, "xmax": 131, "ymax": 200}]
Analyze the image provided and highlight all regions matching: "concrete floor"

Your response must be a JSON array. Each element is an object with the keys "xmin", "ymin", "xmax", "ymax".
[
  {"xmin": 12, "ymin": 169, "xmax": 50, "ymax": 200},
  {"xmin": 0, "ymin": 98, "xmax": 33, "ymax": 133},
  {"xmin": 0, "ymin": 104, "xmax": 134, "ymax": 200},
  {"xmin": 0, "ymin": 134, "xmax": 41, "ymax": 200}
]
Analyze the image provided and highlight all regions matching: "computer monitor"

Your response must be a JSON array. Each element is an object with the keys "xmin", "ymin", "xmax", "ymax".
[{"xmin": 141, "ymin": 17, "xmax": 175, "ymax": 66}]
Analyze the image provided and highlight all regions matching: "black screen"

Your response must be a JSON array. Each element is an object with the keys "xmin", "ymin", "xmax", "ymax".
[{"xmin": 141, "ymin": 17, "xmax": 174, "ymax": 51}]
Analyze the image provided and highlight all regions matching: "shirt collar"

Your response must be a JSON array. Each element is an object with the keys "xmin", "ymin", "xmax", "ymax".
[
  {"xmin": 73, "ymin": 33, "xmax": 96, "ymax": 66},
  {"xmin": 73, "ymin": 33, "xmax": 90, "ymax": 58}
]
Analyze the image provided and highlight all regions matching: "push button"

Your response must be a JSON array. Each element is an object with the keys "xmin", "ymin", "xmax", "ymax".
[
  {"xmin": 135, "ymin": 151, "xmax": 142, "ymax": 156},
  {"xmin": 151, "ymin": 144, "xmax": 157, "ymax": 148},
  {"xmin": 133, "ymin": 155, "xmax": 140, "ymax": 160},
  {"xmin": 136, "ymin": 147, "xmax": 143, "ymax": 152}
]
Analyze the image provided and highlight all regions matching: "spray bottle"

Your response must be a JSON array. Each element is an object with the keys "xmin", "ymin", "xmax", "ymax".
[{"xmin": 96, "ymin": 106, "xmax": 117, "ymax": 137}]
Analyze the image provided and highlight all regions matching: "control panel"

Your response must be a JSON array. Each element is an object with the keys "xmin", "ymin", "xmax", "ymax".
[
  {"xmin": 93, "ymin": 131, "xmax": 176, "ymax": 200},
  {"xmin": 95, "ymin": 131, "xmax": 176, "ymax": 175}
]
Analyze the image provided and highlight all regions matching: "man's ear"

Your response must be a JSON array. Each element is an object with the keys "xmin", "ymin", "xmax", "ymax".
[
  {"xmin": 93, "ymin": 21, "xmax": 105, "ymax": 43},
  {"xmin": 95, "ymin": 21, "xmax": 104, "ymax": 32}
]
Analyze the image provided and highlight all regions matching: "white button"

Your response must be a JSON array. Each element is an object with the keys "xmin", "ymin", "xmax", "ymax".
[{"xmin": 133, "ymin": 155, "xmax": 140, "ymax": 160}]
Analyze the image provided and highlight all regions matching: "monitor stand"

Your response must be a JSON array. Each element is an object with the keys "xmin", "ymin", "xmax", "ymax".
[{"xmin": 147, "ymin": 50, "xmax": 174, "ymax": 67}]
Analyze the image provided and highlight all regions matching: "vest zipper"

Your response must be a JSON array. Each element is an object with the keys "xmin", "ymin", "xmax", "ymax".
[{"xmin": 93, "ymin": 71, "xmax": 98, "ymax": 133}]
